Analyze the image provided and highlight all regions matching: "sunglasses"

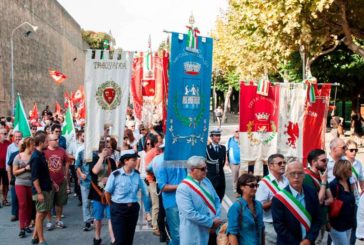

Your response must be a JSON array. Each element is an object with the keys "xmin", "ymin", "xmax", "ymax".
[
  {"xmin": 348, "ymin": 148, "xmax": 358, "ymax": 153},
  {"xmin": 274, "ymin": 161, "xmax": 286, "ymax": 166},
  {"xmin": 244, "ymin": 183, "xmax": 259, "ymax": 188},
  {"xmin": 194, "ymin": 166, "xmax": 207, "ymax": 172},
  {"xmin": 146, "ymin": 143, "xmax": 151, "ymax": 145}
]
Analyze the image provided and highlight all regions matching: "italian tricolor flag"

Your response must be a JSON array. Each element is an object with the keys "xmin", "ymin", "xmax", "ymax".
[{"xmin": 14, "ymin": 95, "xmax": 31, "ymax": 137}]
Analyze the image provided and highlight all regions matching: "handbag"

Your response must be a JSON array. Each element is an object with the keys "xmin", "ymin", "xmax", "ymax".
[
  {"xmin": 216, "ymin": 199, "xmax": 244, "ymax": 245},
  {"xmin": 329, "ymin": 184, "xmax": 344, "ymax": 218}
]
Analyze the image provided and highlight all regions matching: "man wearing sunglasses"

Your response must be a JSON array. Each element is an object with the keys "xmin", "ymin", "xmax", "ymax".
[
  {"xmin": 327, "ymin": 138, "xmax": 346, "ymax": 183},
  {"xmin": 176, "ymin": 156, "xmax": 222, "ymax": 245},
  {"xmin": 304, "ymin": 149, "xmax": 334, "ymax": 244},
  {"xmin": 256, "ymin": 153, "xmax": 289, "ymax": 245},
  {"xmin": 272, "ymin": 160, "xmax": 322, "ymax": 245}
]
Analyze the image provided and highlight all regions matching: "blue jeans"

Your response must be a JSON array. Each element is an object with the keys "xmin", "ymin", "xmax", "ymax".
[
  {"xmin": 330, "ymin": 227, "xmax": 351, "ymax": 245},
  {"xmin": 10, "ymin": 185, "xmax": 18, "ymax": 217},
  {"xmin": 141, "ymin": 179, "xmax": 151, "ymax": 213},
  {"xmin": 80, "ymin": 184, "xmax": 92, "ymax": 223},
  {"xmin": 165, "ymin": 206, "xmax": 180, "ymax": 245}
]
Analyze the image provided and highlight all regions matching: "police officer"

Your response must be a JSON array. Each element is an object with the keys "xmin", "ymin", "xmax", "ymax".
[
  {"xmin": 206, "ymin": 128, "xmax": 226, "ymax": 202},
  {"xmin": 104, "ymin": 149, "xmax": 150, "ymax": 245}
]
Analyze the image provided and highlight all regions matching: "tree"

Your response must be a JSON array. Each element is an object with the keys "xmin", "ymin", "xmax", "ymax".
[
  {"xmin": 81, "ymin": 30, "xmax": 114, "ymax": 50},
  {"xmin": 213, "ymin": 0, "xmax": 364, "ymax": 80}
]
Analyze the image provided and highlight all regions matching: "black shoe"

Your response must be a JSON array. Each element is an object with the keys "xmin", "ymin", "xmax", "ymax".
[
  {"xmin": 25, "ymin": 227, "xmax": 33, "ymax": 233},
  {"xmin": 160, "ymin": 232, "xmax": 167, "ymax": 243},
  {"xmin": 93, "ymin": 238, "xmax": 102, "ymax": 245},
  {"xmin": 83, "ymin": 222, "xmax": 92, "ymax": 231},
  {"xmin": 11, "ymin": 216, "xmax": 18, "ymax": 222},
  {"xmin": 18, "ymin": 229, "xmax": 26, "ymax": 238},
  {"xmin": 31, "ymin": 237, "xmax": 39, "ymax": 244}
]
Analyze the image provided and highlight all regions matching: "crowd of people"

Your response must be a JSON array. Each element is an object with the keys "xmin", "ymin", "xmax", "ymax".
[{"xmin": 0, "ymin": 105, "xmax": 364, "ymax": 245}]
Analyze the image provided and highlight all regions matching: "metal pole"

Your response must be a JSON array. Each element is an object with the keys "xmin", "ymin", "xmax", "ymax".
[{"xmin": 10, "ymin": 36, "xmax": 14, "ymax": 115}]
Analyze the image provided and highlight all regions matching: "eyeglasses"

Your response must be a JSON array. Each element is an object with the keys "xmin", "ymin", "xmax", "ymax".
[
  {"xmin": 194, "ymin": 166, "xmax": 207, "ymax": 172},
  {"xmin": 244, "ymin": 183, "xmax": 259, "ymax": 188},
  {"xmin": 287, "ymin": 172, "xmax": 305, "ymax": 178},
  {"xmin": 274, "ymin": 161, "xmax": 286, "ymax": 166},
  {"xmin": 146, "ymin": 143, "xmax": 151, "ymax": 145},
  {"xmin": 348, "ymin": 148, "xmax": 358, "ymax": 153}
]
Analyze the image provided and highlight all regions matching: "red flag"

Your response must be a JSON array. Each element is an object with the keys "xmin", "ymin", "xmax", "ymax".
[
  {"xmin": 78, "ymin": 101, "xmax": 86, "ymax": 119},
  {"xmin": 64, "ymin": 92, "xmax": 73, "ymax": 109},
  {"xmin": 302, "ymin": 84, "xmax": 331, "ymax": 165},
  {"xmin": 55, "ymin": 101, "xmax": 61, "ymax": 114},
  {"xmin": 72, "ymin": 86, "xmax": 84, "ymax": 104},
  {"xmin": 30, "ymin": 103, "xmax": 39, "ymax": 120},
  {"xmin": 130, "ymin": 54, "xmax": 143, "ymax": 120},
  {"xmin": 49, "ymin": 70, "xmax": 67, "ymax": 84}
]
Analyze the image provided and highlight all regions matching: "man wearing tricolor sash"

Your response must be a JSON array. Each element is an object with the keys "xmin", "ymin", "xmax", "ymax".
[
  {"xmin": 272, "ymin": 160, "xmax": 322, "ymax": 245},
  {"xmin": 256, "ymin": 154, "xmax": 289, "ymax": 245},
  {"xmin": 176, "ymin": 156, "xmax": 222, "ymax": 245},
  {"xmin": 303, "ymin": 149, "xmax": 333, "ymax": 244}
]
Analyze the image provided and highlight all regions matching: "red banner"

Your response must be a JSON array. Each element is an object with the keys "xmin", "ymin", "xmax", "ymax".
[
  {"xmin": 131, "ymin": 55, "xmax": 143, "ymax": 120},
  {"xmin": 302, "ymin": 84, "xmax": 331, "ymax": 165}
]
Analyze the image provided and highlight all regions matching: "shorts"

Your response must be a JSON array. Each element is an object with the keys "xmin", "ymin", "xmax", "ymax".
[
  {"xmin": 32, "ymin": 191, "xmax": 52, "ymax": 213},
  {"xmin": 0, "ymin": 168, "xmax": 9, "ymax": 186},
  {"xmin": 51, "ymin": 180, "xmax": 68, "ymax": 206},
  {"xmin": 92, "ymin": 200, "xmax": 110, "ymax": 220}
]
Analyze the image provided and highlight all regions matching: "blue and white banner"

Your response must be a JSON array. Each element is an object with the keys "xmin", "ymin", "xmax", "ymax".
[{"xmin": 165, "ymin": 32, "xmax": 213, "ymax": 165}]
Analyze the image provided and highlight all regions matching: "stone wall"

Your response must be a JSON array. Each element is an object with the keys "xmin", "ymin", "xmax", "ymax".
[{"xmin": 0, "ymin": 0, "xmax": 87, "ymax": 116}]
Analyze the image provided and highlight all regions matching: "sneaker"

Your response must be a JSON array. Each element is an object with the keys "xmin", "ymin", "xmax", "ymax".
[
  {"xmin": 18, "ymin": 229, "xmax": 26, "ymax": 238},
  {"xmin": 2, "ymin": 200, "xmax": 10, "ymax": 206},
  {"xmin": 55, "ymin": 220, "xmax": 66, "ymax": 229},
  {"xmin": 93, "ymin": 238, "xmax": 102, "ymax": 245},
  {"xmin": 83, "ymin": 222, "xmax": 92, "ymax": 232},
  {"xmin": 46, "ymin": 222, "xmax": 54, "ymax": 231}
]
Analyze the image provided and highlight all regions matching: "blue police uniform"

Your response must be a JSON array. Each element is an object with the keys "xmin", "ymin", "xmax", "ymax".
[{"xmin": 105, "ymin": 163, "xmax": 150, "ymax": 245}]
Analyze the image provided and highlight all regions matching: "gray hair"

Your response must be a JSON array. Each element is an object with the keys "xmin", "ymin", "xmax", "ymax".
[
  {"xmin": 330, "ymin": 138, "xmax": 345, "ymax": 149},
  {"xmin": 186, "ymin": 156, "xmax": 206, "ymax": 172}
]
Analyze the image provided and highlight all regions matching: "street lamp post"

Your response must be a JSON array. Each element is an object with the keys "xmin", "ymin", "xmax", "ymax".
[{"xmin": 10, "ymin": 22, "xmax": 38, "ymax": 115}]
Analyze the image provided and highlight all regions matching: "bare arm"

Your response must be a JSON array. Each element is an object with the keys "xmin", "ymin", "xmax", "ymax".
[
  {"xmin": 92, "ymin": 149, "xmax": 108, "ymax": 175},
  {"xmin": 162, "ymin": 184, "xmax": 178, "ymax": 192},
  {"xmin": 228, "ymin": 235, "xmax": 238, "ymax": 245}
]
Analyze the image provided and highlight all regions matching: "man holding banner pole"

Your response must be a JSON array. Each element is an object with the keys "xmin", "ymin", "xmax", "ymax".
[{"xmin": 272, "ymin": 160, "xmax": 322, "ymax": 244}]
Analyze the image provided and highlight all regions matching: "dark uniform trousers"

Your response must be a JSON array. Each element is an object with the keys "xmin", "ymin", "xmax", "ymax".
[
  {"xmin": 206, "ymin": 144, "xmax": 226, "ymax": 202},
  {"xmin": 110, "ymin": 202, "xmax": 140, "ymax": 245}
]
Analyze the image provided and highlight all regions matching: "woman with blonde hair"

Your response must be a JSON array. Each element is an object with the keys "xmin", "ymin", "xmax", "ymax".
[{"xmin": 13, "ymin": 137, "xmax": 35, "ymax": 238}]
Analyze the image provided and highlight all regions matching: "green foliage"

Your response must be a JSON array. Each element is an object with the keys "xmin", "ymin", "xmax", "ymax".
[{"xmin": 81, "ymin": 30, "xmax": 113, "ymax": 50}]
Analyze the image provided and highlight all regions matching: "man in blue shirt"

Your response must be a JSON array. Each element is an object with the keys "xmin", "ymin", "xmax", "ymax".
[
  {"xmin": 155, "ymin": 142, "xmax": 187, "ymax": 245},
  {"xmin": 226, "ymin": 129, "xmax": 240, "ymax": 193}
]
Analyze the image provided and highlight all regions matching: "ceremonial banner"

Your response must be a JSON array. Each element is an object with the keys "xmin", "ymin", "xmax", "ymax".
[
  {"xmin": 302, "ymin": 84, "xmax": 331, "ymax": 165},
  {"xmin": 84, "ymin": 50, "xmax": 133, "ymax": 161},
  {"xmin": 165, "ymin": 33, "xmax": 213, "ymax": 164},
  {"xmin": 130, "ymin": 52, "xmax": 168, "ymax": 127},
  {"xmin": 239, "ymin": 83, "xmax": 280, "ymax": 161},
  {"xmin": 277, "ymin": 83, "xmax": 306, "ymax": 158}
]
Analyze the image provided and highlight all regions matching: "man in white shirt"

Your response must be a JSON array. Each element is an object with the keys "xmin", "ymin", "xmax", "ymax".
[
  {"xmin": 327, "ymin": 138, "xmax": 346, "ymax": 183},
  {"xmin": 256, "ymin": 153, "xmax": 289, "ymax": 245}
]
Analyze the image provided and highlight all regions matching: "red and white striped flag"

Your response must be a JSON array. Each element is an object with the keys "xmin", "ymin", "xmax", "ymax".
[
  {"xmin": 49, "ymin": 70, "xmax": 67, "ymax": 84},
  {"xmin": 256, "ymin": 80, "xmax": 270, "ymax": 96}
]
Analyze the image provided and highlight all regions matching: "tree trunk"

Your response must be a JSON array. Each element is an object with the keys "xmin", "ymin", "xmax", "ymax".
[
  {"xmin": 212, "ymin": 77, "xmax": 217, "ymax": 122},
  {"xmin": 222, "ymin": 85, "xmax": 233, "ymax": 123}
]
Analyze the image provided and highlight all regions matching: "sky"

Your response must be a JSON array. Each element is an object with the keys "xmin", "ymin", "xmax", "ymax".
[{"xmin": 57, "ymin": 0, "xmax": 227, "ymax": 51}]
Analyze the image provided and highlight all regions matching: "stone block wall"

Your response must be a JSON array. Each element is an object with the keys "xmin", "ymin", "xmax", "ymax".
[{"xmin": 0, "ymin": 0, "xmax": 87, "ymax": 116}]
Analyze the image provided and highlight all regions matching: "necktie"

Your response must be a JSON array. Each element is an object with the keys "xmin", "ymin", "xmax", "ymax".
[{"xmin": 215, "ymin": 145, "xmax": 218, "ymax": 153}]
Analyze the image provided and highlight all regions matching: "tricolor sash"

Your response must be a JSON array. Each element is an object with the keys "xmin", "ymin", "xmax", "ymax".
[
  {"xmin": 304, "ymin": 168, "xmax": 321, "ymax": 189},
  {"xmin": 352, "ymin": 166, "xmax": 359, "ymax": 182},
  {"xmin": 261, "ymin": 175, "xmax": 281, "ymax": 194},
  {"xmin": 182, "ymin": 176, "xmax": 216, "ymax": 215},
  {"xmin": 275, "ymin": 189, "xmax": 312, "ymax": 231}
]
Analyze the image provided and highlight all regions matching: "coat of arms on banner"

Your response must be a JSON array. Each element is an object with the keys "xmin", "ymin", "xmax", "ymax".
[
  {"xmin": 247, "ymin": 110, "xmax": 277, "ymax": 145},
  {"xmin": 95, "ymin": 81, "xmax": 122, "ymax": 110}
]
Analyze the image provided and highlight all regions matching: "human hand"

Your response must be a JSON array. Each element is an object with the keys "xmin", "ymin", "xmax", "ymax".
[
  {"xmin": 300, "ymin": 239, "xmax": 311, "ymax": 245},
  {"xmin": 212, "ymin": 218, "xmax": 223, "ymax": 229},
  {"xmin": 81, "ymin": 173, "xmax": 87, "ymax": 180},
  {"xmin": 25, "ymin": 165, "xmax": 31, "ymax": 171},
  {"xmin": 53, "ymin": 182, "xmax": 59, "ymax": 192},
  {"xmin": 320, "ymin": 169, "xmax": 328, "ymax": 184},
  {"xmin": 37, "ymin": 193, "xmax": 44, "ymax": 202}
]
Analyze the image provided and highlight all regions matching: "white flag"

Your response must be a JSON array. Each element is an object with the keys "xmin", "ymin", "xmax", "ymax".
[{"xmin": 84, "ymin": 50, "xmax": 133, "ymax": 161}]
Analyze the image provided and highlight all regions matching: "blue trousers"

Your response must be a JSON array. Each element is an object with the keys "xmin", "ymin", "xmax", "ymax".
[
  {"xmin": 165, "ymin": 206, "xmax": 180, "ymax": 245},
  {"xmin": 10, "ymin": 185, "xmax": 18, "ymax": 217}
]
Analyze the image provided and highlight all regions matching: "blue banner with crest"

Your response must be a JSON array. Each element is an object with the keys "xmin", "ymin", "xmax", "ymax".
[{"xmin": 165, "ymin": 32, "xmax": 213, "ymax": 164}]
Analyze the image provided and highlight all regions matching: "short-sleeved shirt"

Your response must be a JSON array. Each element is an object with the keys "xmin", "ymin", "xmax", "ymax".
[
  {"xmin": 88, "ymin": 154, "xmax": 116, "ymax": 202},
  {"xmin": 14, "ymin": 154, "xmax": 32, "ymax": 186},
  {"xmin": 105, "ymin": 167, "xmax": 149, "ymax": 204},
  {"xmin": 30, "ymin": 149, "xmax": 52, "ymax": 194},
  {"xmin": 157, "ymin": 161, "xmax": 187, "ymax": 209},
  {"xmin": 0, "ymin": 140, "xmax": 11, "ymax": 169},
  {"xmin": 227, "ymin": 197, "xmax": 264, "ymax": 245},
  {"xmin": 255, "ymin": 174, "xmax": 289, "ymax": 222},
  {"xmin": 226, "ymin": 136, "xmax": 240, "ymax": 165},
  {"xmin": 44, "ymin": 147, "xmax": 69, "ymax": 185}
]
